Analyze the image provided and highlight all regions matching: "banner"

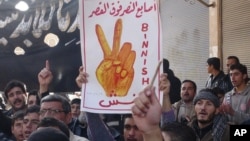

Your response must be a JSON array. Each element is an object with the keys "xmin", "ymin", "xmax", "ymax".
[
  {"xmin": 0, "ymin": 0, "xmax": 81, "ymax": 92},
  {"xmin": 80, "ymin": 0, "xmax": 162, "ymax": 113}
]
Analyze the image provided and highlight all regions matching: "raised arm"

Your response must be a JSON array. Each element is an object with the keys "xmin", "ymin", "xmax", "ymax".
[{"xmin": 132, "ymin": 85, "xmax": 163, "ymax": 141}]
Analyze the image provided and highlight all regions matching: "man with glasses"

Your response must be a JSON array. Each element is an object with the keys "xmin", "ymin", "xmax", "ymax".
[{"xmin": 39, "ymin": 94, "xmax": 89, "ymax": 141}]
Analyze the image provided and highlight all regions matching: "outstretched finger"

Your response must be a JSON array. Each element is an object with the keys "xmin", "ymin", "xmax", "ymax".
[
  {"xmin": 96, "ymin": 24, "xmax": 111, "ymax": 58},
  {"xmin": 123, "ymin": 50, "xmax": 136, "ymax": 71},
  {"xmin": 79, "ymin": 66, "xmax": 84, "ymax": 73},
  {"xmin": 45, "ymin": 60, "xmax": 50, "ymax": 70},
  {"xmin": 131, "ymin": 104, "xmax": 146, "ymax": 117},
  {"xmin": 118, "ymin": 42, "xmax": 132, "ymax": 63},
  {"xmin": 111, "ymin": 18, "xmax": 122, "ymax": 58}
]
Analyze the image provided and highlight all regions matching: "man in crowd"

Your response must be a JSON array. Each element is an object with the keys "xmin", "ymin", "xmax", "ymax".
[
  {"xmin": 3, "ymin": 80, "xmax": 27, "ymax": 117},
  {"xmin": 171, "ymin": 79, "xmax": 197, "ymax": 124},
  {"xmin": 220, "ymin": 63, "xmax": 250, "ymax": 124},
  {"xmin": 224, "ymin": 56, "xmax": 240, "ymax": 92},
  {"xmin": 205, "ymin": 57, "xmax": 231, "ymax": 93},
  {"xmin": 132, "ymin": 74, "xmax": 229, "ymax": 141},
  {"xmin": 11, "ymin": 110, "xmax": 25, "ymax": 141},
  {"xmin": 22, "ymin": 105, "xmax": 40, "ymax": 140},
  {"xmin": 122, "ymin": 114, "xmax": 143, "ymax": 141},
  {"xmin": 27, "ymin": 89, "xmax": 39, "ymax": 108},
  {"xmin": 39, "ymin": 94, "xmax": 89, "ymax": 141}
]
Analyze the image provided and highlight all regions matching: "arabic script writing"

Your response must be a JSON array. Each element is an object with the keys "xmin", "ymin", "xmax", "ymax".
[{"xmin": 89, "ymin": 1, "xmax": 157, "ymax": 18}]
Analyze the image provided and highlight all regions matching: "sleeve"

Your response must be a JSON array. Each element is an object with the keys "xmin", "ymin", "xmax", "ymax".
[
  {"xmin": 36, "ymin": 90, "xmax": 50, "ymax": 105},
  {"xmin": 161, "ymin": 109, "xmax": 175, "ymax": 126},
  {"xmin": 85, "ymin": 112, "xmax": 115, "ymax": 141},
  {"xmin": 0, "ymin": 110, "xmax": 12, "ymax": 137}
]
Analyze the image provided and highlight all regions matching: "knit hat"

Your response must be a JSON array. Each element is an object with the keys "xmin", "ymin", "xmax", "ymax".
[
  {"xmin": 27, "ymin": 127, "xmax": 69, "ymax": 141},
  {"xmin": 193, "ymin": 89, "xmax": 220, "ymax": 107},
  {"xmin": 71, "ymin": 98, "xmax": 81, "ymax": 105}
]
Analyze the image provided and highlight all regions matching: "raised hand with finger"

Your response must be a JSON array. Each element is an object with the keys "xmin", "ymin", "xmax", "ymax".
[
  {"xmin": 95, "ymin": 18, "xmax": 136, "ymax": 97},
  {"xmin": 38, "ymin": 60, "xmax": 53, "ymax": 96}
]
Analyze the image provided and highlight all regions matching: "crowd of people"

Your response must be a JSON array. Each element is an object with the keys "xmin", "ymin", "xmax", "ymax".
[{"xmin": 0, "ymin": 55, "xmax": 249, "ymax": 141}]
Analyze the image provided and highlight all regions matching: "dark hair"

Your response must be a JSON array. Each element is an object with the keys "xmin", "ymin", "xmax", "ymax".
[
  {"xmin": 227, "ymin": 56, "xmax": 240, "ymax": 64},
  {"xmin": 122, "ymin": 114, "xmax": 133, "ymax": 128},
  {"xmin": 38, "ymin": 117, "xmax": 69, "ymax": 138},
  {"xmin": 182, "ymin": 80, "xmax": 197, "ymax": 92},
  {"xmin": 70, "ymin": 98, "xmax": 81, "ymax": 105},
  {"xmin": 28, "ymin": 127, "xmax": 69, "ymax": 141},
  {"xmin": 212, "ymin": 87, "xmax": 225, "ymax": 97},
  {"xmin": 41, "ymin": 94, "xmax": 71, "ymax": 114},
  {"xmin": 122, "ymin": 114, "xmax": 133, "ymax": 121},
  {"xmin": 161, "ymin": 121, "xmax": 197, "ymax": 141},
  {"xmin": 4, "ymin": 80, "xmax": 26, "ymax": 99},
  {"xmin": 207, "ymin": 57, "xmax": 220, "ymax": 70},
  {"xmin": 28, "ymin": 89, "xmax": 38, "ymax": 98},
  {"xmin": 25, "ymin": 105, "xmax": 40, "ymax": 115},
  {"xmin": 230, "ymin": 63, "xmax": 249, "ymax": 83},
  {"xmin": 11, "ymin": 110, "xmax": 25, "ymax": 126}
]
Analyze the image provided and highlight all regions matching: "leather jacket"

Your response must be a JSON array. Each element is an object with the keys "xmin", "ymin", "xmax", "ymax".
[{"xmin": 205, "ymin": 71, "xmax": 232, "ymax": 93}]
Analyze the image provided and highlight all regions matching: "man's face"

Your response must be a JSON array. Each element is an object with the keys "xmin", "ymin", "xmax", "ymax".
[
  {"xmin": 27, "ymin": 95, "xmax": 37, "ymax": 108},
  {"xmin": 7, "ymin": 87, "xmax": 26, "ymax": 111},
  {"xmin": 123, "ymin": 117, "xmax": 143, "ymax": 141},
  {"xmin": 11, "ymin": 119, "xmax": 24, "ymax": 141},
  {"xmin": 71, "ymin": 103, "xmax": 80, "ymax": 118},
  {"xmin": 226, "ymin": 58, "xmax": 237, "ymax": 73},
  {"xmin": 206, "ymin": 64, "xmax": 213, "ymax": 73},
  {"xmin": 230, "ymin": 69, "xmax": 246, "ymax": 87},
  {"xmin": 40, "ymin": 101, "xmax": 71, "ymax": 124},
  {"xmin": 180, "ymin": 82, "xmax": 196, "ymax": 103},
  {"xmin": 22, "ymin": 112, "xmax": 40, "ymax": 139},
  {"xmin": 195, "ymin": 99, "xmax": 217, "ymax": 124}
]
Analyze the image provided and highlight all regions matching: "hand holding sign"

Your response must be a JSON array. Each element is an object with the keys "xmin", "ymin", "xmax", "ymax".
[{"xmin": 95, "ymin": 19, "xmax": 136, "ymax": 97}]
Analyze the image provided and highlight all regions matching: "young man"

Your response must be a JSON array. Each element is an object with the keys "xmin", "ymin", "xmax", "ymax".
[
  {"xmin": 11, "ymin": 110, "xmax": 25, "ymax": 141},
  {"xmin": 68, "ymin": 98, "xmax": 88, "ymax": 138},
  {"xmin": 220, "ymin": 63, "xmax": 250, "ymax": 124},
  {"xmin": 70, "ymin": 98, "xmax": 81, "ymax": 119},
  {"xmin": 22, "ymin": 105, "xmax": 40, "ymax": 140},
  {"xmin": 205, "ymin": 57, "xmax": 229, "ymax": 91},
  {"xmin": 122, "ymin": 114, "xmax": 143, "ymax": 141},
  {"xmin": 27, "ymin": 89, "xmax": 38, "ymax": 108},
  {"xmin": 3, "ymin": 80, "xmax": 27, "ymax": 117},
  {"xmin": 224, "ymin": 56, "xmax": 240, "ymax": 92},
  {"xmin": 226, "ymin": 56, "xmax": 240, "ymax": 74},
  {"xmin": 191, "ymin": 89, "xmax": 229, "ymax": 141}
]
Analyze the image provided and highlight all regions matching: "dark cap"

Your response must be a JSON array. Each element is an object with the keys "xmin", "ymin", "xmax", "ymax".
[
  {"xmin": 27, "ymin": 127, "xmax": 69, "ymax": 141},
  {"xmin": 193, "ymin": 89, "xmax": 220, "ymax": 107}
]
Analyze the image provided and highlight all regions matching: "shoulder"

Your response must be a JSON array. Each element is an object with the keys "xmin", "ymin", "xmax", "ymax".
[
  {"xmin": 172, "ymin": 101, "xmax": 182, "ymax": 108},
  {"xmin": 70, "ymin": 130, "xmax": 89, "ymax": 141},
  {"xmin": 73, "ymin": 135, "xmax": 89, "ymax": 141},
  {"xmin": 217, "ymin": 71, "xmax": 226, "ymax": 79}
]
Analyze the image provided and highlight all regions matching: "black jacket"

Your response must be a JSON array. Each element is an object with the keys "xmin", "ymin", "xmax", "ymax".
[{"xmin": 205, "ymin": 71, "xmax": 232, "ymax": 93}]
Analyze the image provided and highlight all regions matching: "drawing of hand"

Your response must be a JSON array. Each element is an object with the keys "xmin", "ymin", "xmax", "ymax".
[{"xmin": 95, "ymin": 18, "xmax": 136, "ymax": 97}]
